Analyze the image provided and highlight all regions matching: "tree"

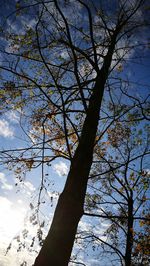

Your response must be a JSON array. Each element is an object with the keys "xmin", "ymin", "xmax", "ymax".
[
  {"xmin": 82, "ymin": 107, "xmax": 150, "ymax": 266},
  {"xmin": 0, "ymin": 0, "xmax": 149, "ymax": 265}
]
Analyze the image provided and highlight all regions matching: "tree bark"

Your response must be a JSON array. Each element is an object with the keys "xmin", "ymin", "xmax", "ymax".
[
  {"xmin": 125, "ymin": 196, "xmax": 134, "ymax": 266},
  {"xmin": 34, "ymin": 32, "xmax": 118, "ymax": 266}
]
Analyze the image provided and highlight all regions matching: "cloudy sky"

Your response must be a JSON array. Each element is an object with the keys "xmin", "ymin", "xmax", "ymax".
[
  {"xmin": 0, "ymin": 109, "xmax": 110, "ymax": 266},
  {"xmin": 0, "ymin": 1, "xmax": 149, "ymax": 265},
  {"xmin": 0, "ymin": 132, "xmax": 70, "ymax": 266},
  {"xmin": 0, "ymin": 107, "xmax": 71, "ymax": 265}
]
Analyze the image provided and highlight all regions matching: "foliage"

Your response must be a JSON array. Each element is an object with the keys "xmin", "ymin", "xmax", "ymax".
[{"xmin": 0, "ymin": 0, "xmax": 150, "ymax": 265}]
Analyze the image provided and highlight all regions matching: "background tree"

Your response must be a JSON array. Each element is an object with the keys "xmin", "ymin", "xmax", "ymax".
[
  {"xmin": 81, "ymin": 98, "xmax": 150, "ymax": 266},
  {"xmin": 0, "ymin": 0, "xmax": 149, "ymax": 265}
]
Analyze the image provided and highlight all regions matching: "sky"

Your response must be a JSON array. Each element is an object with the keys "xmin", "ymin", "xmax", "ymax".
[
  {"xmin": 0, "ymin": 120, "xmax": 70, "ymax": 265},
  {"xmin": 0, "ymin": 112, "xmax": 111, "ymax": 265},
  {"xmin": 0, "ymin": 100, "xmax": 70, "ymax": 264},
  {"xmin": 0, "ymin": 1, "xmax": 150, "ymax": 266}
]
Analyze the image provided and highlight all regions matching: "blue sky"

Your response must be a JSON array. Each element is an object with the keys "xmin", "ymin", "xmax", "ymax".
[{"xmin": 0, "ymin": 1, "xmax": 150, "ymax": 265}]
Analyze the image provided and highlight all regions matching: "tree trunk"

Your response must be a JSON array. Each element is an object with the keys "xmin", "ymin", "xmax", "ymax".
[
  {"xmin": 34, "ymin": 32, "xmax": 118, "ymax": 266},
  {"xmin": 125, "ymin": 196, "xmax": 134, "ymax": 266}
]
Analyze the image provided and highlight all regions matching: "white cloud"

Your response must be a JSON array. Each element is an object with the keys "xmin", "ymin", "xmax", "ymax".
[
  {"xmin": 1, "ymin": 183, "xmax": 13, "ymax": 191},
  {"xmin": 53, "ymin": 161, "xmax": 68, "ymax": 176},
  {"xmin": 0, "ymin": 195, "xmax": 38, "ymax": 266},
  {"xmin": 14, "ymin": 179, "xmax": 36, "ymax": 196},
  {"xmin": 17, "ymin": 181, "xmax": 36, "ymax": 196},
  {"xmin": 17, "ymin": 199, "xmax": 23, "ymax": 204},
  {"xmin": 0, "ymin": 119, "xmax": 14, "ymax": 138},
  {"xmin": 86, "ymin": 258, "xmax": 100, "ymax": 266},
  {"xmin": 60, "ymin": 50, "xmax": 69, "ymax": 59},
  {"xmin": 0, "ymin": 247, "xmax": 35, "ymax": 266},
  {"xmin": 47, "ymin": 190, "xmax": 59, "ymax": 200},
  {"xmin": 0, "ymin": 173, "xmax": 13, "ymax": 191},
  {"xmin": 5, "ymin": 111, "xmax": 19, "ymax": 124},
  {"xmin": 0, "ymin": 196, "xmax": 31, "ymax": 266},
  {"xmin": 0, "ymin": 196, "xmax": 26, "ymax": 243},
  {"xmin": 78, "ymin": 220, "xmax": 92, "ymax": 231},
  {"xmin": 24, "ymin": 181, "xmax": 35, "ymax": 192}
]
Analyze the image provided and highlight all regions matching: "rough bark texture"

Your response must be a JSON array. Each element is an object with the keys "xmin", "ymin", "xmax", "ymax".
[{"xmin": 34, "ymin": 32, "xmax": 118, "ymax": 266}]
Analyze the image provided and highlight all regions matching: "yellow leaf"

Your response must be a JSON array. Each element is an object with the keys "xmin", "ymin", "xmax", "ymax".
[
  {"xmin": 139, "ymin": 220, "xmax": 145, "ymax": 227},
  {"xmin": 117, "ymin": 64, "xmax": 123, "ymax": 72}
]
